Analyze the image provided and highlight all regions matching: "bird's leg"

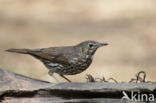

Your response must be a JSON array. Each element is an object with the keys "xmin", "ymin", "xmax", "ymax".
[
  {"xmin": 48, "ymin": 71, "xmax": 60, "ymax": 82},
  {"xmin": 59, "ymin": 74, "xmax": 72, "ymax": 82}
]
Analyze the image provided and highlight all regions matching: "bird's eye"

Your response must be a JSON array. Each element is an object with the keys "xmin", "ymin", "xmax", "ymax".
[{"xmin": 88, "ymin": 43, "xmax": 94, "ymax": 48}]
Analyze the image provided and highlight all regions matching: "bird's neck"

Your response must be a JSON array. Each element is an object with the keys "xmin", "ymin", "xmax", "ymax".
[{"xmin": 75, "ymin": 45, "xmax": 94, "ymax": 61}]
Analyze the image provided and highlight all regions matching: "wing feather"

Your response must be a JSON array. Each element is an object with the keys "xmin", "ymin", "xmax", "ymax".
[{"xmin": 28, "ymin": 47, "xmax": 69, "ymax": 64}]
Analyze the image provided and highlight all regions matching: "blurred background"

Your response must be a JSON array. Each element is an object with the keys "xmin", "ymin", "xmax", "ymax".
[{"xmin": 0, "ymin": 0, "xmax": 156, "ymax": 82}]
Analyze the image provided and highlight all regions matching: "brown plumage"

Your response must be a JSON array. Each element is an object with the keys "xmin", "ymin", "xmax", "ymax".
[{"xmin": 6, "ymin": 40, "xmax": 108, "ymax": 82}]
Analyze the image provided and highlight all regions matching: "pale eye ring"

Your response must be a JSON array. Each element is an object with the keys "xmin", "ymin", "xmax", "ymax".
[{"xmin": 88, "ymin": 43, "xmax": 94, "ymax": 48}]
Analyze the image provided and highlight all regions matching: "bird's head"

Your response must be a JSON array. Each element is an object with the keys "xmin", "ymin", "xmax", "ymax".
[{"xmin": 77, "ymin": 40, "xmax": 108, "ymax": 57}]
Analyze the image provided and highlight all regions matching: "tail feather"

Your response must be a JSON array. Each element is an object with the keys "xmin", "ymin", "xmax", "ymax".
[{"xmin": 5, "ymin": 49, "xmax": 30, "ymax": 54}]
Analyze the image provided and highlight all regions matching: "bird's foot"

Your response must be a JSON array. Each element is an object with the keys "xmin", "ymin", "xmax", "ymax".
[{"xmin": 59, "ymin": 74, "xmax": 72, "ymax": 82}]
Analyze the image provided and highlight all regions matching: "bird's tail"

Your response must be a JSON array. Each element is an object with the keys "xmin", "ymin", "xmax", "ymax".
[{"xmin": 5, "ymin": 48, "xmax": 30, "ymax": 54}]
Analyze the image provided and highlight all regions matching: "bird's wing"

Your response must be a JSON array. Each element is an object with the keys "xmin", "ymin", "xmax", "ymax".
[{"xmin": 28, "ymin": 47, "xmax": 69, "ymax": 64}]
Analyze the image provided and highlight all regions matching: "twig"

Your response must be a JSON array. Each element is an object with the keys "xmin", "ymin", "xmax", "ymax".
[{"xmin": 86, "ymin": 74, "xmax": 96, "ymax": 82}]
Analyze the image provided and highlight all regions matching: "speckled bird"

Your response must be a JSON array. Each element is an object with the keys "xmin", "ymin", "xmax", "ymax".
[{"xmin": 6, "ymin": 40, "xmax": 108, "ymax": 82}]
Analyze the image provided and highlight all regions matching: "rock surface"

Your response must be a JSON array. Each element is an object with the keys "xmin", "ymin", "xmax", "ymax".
[{"xmin": 0, "ymin": 68, "xmax": 155, "ymax": 103}]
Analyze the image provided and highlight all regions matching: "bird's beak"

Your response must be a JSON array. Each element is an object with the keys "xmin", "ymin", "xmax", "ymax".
[{"xmin": 99, "ymin": 42, "xmax": 108, "ymax": 47}]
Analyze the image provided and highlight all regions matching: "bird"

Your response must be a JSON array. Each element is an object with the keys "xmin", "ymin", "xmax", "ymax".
[{"xmin": 6, "ymin": 40, "xmax": 108, "ymax": 82}]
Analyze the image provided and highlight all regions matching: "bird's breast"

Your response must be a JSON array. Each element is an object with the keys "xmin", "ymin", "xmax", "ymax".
[{"xmin": 69, "ymin": 57, "xmax": 92, "ymax": 69}]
